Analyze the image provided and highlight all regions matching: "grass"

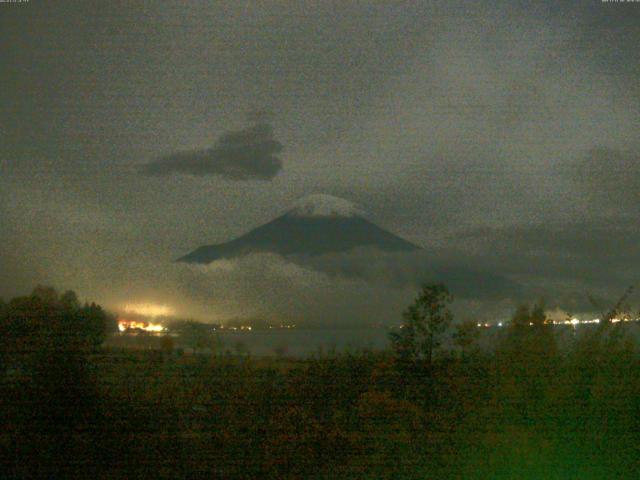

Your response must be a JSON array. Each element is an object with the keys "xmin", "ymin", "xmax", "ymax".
[{"xmin": 2, "ymin": 323, "xmax": 639, "ymax": 479}]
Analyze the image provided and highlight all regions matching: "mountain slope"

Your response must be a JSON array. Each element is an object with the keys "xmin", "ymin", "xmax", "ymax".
[{"xmin": 178, "ymin": 195, "xmax": 420, "ymax": 264}]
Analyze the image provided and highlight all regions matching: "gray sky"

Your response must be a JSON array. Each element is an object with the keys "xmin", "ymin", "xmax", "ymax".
[{"xmin": 2, "ymin": 1, "xmax": 639, "ymax": 323}]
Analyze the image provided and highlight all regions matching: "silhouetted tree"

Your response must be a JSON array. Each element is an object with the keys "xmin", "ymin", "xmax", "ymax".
[
  {"xmin": 0, "ymin": 286, "xmax": 112, "ymax": 477},
  {"xmin": 77, "ymin": 302, "xmax": 111, "ymax": 348},
  {"xmin": 60, "ymin": 289, "xmax": 80, "ymax": 310},
  {"xmin": 530, "ymin": 300, "xmax": 546, "ymax": 326},
  {"xmin": 453, "ymin": 320, "xmax": 481, "ymax": 358},
  {"xmin": 604, "ymin": 286, "xmax": 634, "ymax": 323},
  {"xmin": 496, "ymin": 300, "xmax": 558, "ymax": 423},
  {"xmin": 510, "ymin": 304, "xmax": 531, "ymax": 328},
  {"xmin": 390, "ymin": 283, "xmax": 453, "ymax": 365},
  {"xmin": 31, "ymin": 285, "xmax": 59, "ymax": 304},
  {"xmin": 504, "ymin": 300, "xmax": 554, "ymax": 353}
]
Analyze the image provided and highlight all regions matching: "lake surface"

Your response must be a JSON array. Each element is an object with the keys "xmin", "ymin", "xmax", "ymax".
[
  {"xmin": 194, "ymin": 322, "xmax": 640, "ymax": 357},
  {"xmin": 109, "ymin": 323, "xmax": 640, "ymax": 358}
]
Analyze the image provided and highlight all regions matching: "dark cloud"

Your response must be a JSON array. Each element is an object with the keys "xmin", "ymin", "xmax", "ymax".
[
  {"xmin": 289, "ymin": 249, "xmax": 522, "ymax": 301},
  {"xmin": 445, "ymin": 221, "xmax": 640, "ymax": 309},
  {"xmin": 142, "ymin": 122, "xmax": 283, "ymax": 180}
]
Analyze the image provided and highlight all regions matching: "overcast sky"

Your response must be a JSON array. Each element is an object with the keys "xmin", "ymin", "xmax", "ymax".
[{"xmin": 2, "ymin": 1, "xmax": 639, "ymax": 323}]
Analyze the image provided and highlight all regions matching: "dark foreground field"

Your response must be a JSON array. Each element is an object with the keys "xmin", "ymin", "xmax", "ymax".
[
  {"xmin": 1, "ymin": 289, "xmax": 639, "ymax": 478},
  {"xmin": 2, "ymin": 335, "xmax": 639, "ymax": 478}
]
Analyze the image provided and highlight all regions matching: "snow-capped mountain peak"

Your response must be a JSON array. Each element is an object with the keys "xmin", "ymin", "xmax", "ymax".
[
  {"xmin": 287, "ymin": 194, "xmax": 363, "ymax": 218},
  {"xmin": 178, "ymin": 193, "xmax": 420, "ymax": 264}
]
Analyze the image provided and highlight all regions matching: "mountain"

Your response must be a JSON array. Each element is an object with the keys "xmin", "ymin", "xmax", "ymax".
[{"xmin": 178, "ymin": 194, "xmax": 421, "ymax": 264}]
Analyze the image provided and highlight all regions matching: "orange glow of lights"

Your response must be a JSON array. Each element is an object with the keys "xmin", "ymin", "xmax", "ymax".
[{"xmin": 118, "ymin": 318, "xmax": 165, "ymax": 333}]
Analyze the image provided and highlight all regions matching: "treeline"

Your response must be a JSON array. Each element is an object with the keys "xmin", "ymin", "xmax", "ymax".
[
  {"xmin": 0, "ymin": 287, "xmax": 115, "ymax": 477},
  {"xmin": 0, "ymin": 286, "xmax": 115, "ymax": 352},
  {"xmin": 0, "ymin": 285, "xmax": 639, "ymax": 478}
]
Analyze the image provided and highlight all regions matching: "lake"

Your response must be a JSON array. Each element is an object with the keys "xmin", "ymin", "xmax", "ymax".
[{"xmin": 108, "ymin": 322, "xmax": 640, "ymax": 358}]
